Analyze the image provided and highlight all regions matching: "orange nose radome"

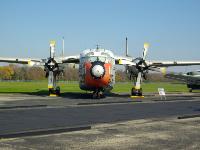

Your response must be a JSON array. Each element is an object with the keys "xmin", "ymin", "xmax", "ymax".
[{"xmin": 91, "ymin": 64, "xmax": 105, "ymax": 78}]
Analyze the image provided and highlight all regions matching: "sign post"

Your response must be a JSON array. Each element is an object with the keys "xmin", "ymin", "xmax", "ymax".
[{"xmin": 158, "ymin": 88, "xmax": 166, "ymax": 100}]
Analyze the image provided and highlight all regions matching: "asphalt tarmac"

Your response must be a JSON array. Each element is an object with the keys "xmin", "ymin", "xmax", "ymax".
[{"xmin": 0, "ymin": 93, "xmax": 200, "ymax": 149}]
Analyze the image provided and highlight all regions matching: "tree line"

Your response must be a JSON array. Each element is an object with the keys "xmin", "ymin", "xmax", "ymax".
[
  {"xmin": 0, "ymin": 64, "xmax": 174, "ymax": 82},
  {"xmin": 0, "ymin": 65, "xmax": 45, "ymax": 80},
  {"xmin": 0, "ymin": 64, "xmax": 80, "ymax": 81}
]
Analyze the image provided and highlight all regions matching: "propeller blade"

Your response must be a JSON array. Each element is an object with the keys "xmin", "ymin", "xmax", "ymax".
[
  {"xmin": 50, "ymin": 40, "xmax": 56, "ymax": 59},
  {"xmin": 142, "ymin": 43, "xmax": 149, "ymax": 60}
]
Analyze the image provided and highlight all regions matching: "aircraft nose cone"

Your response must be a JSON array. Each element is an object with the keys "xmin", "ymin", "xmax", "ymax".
[{"xmin": 91, "ymin": 65, "xmax": 105, "ymax": 78}]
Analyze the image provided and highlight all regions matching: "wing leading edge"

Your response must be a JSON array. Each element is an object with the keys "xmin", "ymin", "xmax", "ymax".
[
  {"xmin": 115, "ymin": 56, "xmax": 200, "ymax": 68},
  {"xmin": 0, "ymin": 57, "xmax": 43, "ymax": 66},
  {"xmin": 147, "ymin": 61, "xmax": 200, "ymax": 67}
]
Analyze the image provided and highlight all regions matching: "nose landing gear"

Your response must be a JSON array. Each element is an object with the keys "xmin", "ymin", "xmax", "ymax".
[{"xmin": 92, "ymin": 89, "xmax": 102, "ymax": 99}]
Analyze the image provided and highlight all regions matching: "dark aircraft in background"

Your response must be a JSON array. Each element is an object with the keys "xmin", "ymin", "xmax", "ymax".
[{"xmin": 165, "ymin": 71, "xmax": 200, "ymax": 92}]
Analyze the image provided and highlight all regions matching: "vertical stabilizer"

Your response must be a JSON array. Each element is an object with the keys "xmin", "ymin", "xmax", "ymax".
[
  {"xmin": 125, "ymin": 37, "xmax": 128, "ymax": 56},
  {"xmin": 62, "ymin": 36, "xmax": 65, "ymax": 59}
]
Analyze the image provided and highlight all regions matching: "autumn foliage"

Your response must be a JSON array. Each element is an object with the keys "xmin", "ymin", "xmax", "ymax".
[
  {"xmin": 0, "ymin": 66, "xmax": 14, "ymax": 80},
  {"xmin": 0, "ymin": 64, "xmax": 173, "ymax": 82}
]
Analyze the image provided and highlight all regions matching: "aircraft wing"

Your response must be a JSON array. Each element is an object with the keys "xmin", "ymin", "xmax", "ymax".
[
  {"xmin": 116, "ymin": 57, "xmax": 200, "ymax": 67},
  {"xmin": 61, "ymin": 55, "xmax": 80, "ymax": 64},
  {"xmin": 0, "ymin": 55, "xmax": 80, "ymax": 65},
  {"xmin": 147, "ymin": 61, "xmax": 200, "ymax": 67},
  {"xmin": 114, "ymin": 56, "xmax": 136, "ymax": 65},
  {"xmin": 0, "ymin": 57, "xmax": 44, "ymax": 66}
]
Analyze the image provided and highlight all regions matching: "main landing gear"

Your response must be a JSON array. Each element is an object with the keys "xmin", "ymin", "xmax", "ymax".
[
  {"xmin": 48, "ymin": 71, "xmax": 61, "ymax": 96},
  {"xmin": 131, "ymin": 72, "xmax": 144, "ymax": 98},
  {"xmin": 49, "ymin": 86, "xmax": 60, "ymax": 96},
  {"xmin": 131, "ymin": 87, "xmax": 142, "ymax": 96}
]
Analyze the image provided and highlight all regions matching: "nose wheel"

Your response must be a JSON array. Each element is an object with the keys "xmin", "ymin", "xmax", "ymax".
[{"xmin": 92, "ymin": 90, "xmax": 101, "ymax": 99}]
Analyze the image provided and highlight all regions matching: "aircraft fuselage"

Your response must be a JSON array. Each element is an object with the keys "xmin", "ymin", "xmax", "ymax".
[{"xmin": 79, "ymin": 48, "xmax": 115, "ymax": 92}]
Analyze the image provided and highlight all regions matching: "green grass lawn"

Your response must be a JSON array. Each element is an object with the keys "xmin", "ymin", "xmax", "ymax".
[
  {"xmin": 113, "ymin": 82, "xmax": 188, "ymax": 93},
  {"xmin": 0, "ymin": 81, "xmax": 189, "ymax": 95}
]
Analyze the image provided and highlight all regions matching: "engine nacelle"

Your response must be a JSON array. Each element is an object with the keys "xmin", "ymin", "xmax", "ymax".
[
  {"xmin": 44, "ymin": 58, "xmax": 64, "ymax": 78},
  {"xmin": 126, "ymin": 65, "xmax": 138, "ymax": 77},
  {"xmin": 125, "ymin": 65, "xmax": 139, "ymax": 81}
]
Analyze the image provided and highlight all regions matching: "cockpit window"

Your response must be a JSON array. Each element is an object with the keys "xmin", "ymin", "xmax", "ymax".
[
  {"xmin": 82, "ymin": 56, "xmax": 114, "ymax": 63},
  {"xmin": 85, "ymin": 56, "xmax": 106, "ymax": 62},
  {"xmin": 98, "ymin": 57, "xmax": 106, "ymax": 62},
  {"xmin": 88, "ymin": 57, "xmax": 97, "ymax": 62}
]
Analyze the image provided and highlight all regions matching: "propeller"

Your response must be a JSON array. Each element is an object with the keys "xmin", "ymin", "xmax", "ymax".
[
  {"xmin": 124, "ymin": 41, "xmax": 150, "ymax": 81},
  {"xmin": 44, "ymin": 41, "xmax": 60, "ymax": 77},
  {"xmin": 132, "ymin": 43, "xmax": 150, "ymax": 80},
  {"xmin": 133, "ymin": 43, "xmax": 167, "ymax": 80},
  {"xmin": 142, "ymin": 43, "xmax": 149, "ymax": 60},
  {"xmin": 132, "ymin": 43, "xmax": 150, "ymax": 92},
  {"xmin": 123, "ymin": 42, "xmax": 167, "ymax": 95}
]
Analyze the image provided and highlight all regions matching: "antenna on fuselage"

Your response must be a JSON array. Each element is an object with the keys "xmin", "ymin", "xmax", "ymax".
[
  {"xmin": 125, "ymin": 37, "xmax": 128, "ymax": 57},
  {"xmin": 96, "ymin": 44, "xmax": 100, "ymax": 51},
  {"xmin": 62, "ymin": 36, "xmax": 65, "ymax": 59}
]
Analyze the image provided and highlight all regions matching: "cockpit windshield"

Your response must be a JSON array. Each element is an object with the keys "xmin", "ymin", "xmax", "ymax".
[
  {"xmin": 80, "ymin": 56, "xmax": 114, "ymax": 64},
  {"xmin": 87, "ymin": 56, "xmax": 106, "ymax": 62}
]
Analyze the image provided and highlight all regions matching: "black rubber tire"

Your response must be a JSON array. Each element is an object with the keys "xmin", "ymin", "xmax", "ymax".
[
  {"xmin": 131, "ymin": 88, "xmax": 143, "ymax": 96},
  {"xmin": 55, "ymin": 87, "xmax": 60, "ymax": 96},
  {"xmin": 49, "ymin": 89, "xmax": 54, "ymax": 95}
]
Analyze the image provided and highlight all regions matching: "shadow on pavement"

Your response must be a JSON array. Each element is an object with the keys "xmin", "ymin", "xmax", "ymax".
[{"xmin": 0, "ymin": 90, "xmax": 130, "ymax": 99}]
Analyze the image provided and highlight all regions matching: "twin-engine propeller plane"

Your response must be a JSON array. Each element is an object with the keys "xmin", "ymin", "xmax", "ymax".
[{"xmin": 1, "ymin": 38, "xmax": 200, "ymax": 98}]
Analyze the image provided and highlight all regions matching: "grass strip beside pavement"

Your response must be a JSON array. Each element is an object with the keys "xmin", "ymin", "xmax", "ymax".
[
  {"xmin": 112, "ymin": 82, "xmax": 188, "ymax": 93},
  {"xmin": 0, "ymin": 81, "xmax": 189, "ymax": 94}
]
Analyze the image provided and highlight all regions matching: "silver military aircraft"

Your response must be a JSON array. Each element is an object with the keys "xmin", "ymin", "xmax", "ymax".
[{"xmin": 1, "ymin": 38, "xmax": 200, "ymax": 98}]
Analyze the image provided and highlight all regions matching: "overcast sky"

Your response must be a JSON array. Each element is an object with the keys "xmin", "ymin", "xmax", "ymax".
[{"xmin": 0, "ymin": 0, "xmax": 200, "ymax": 71}]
